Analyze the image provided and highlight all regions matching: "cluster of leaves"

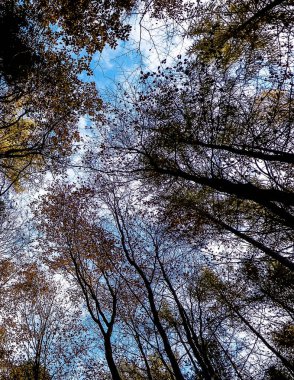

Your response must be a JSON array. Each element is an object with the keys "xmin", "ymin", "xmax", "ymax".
[{"xmin": 189, "ymin": 0, "xmax": 294, "ymax": 67}]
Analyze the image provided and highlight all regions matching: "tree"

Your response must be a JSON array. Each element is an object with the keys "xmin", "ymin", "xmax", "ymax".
[
  {"xmin": 189, "ymin": 0, "xmax": 294, "ymax": 67},
  {"xmin": 0, "ymin": 0, "xmax": 193, "ymax": 194},
  {"xmin": 100, "ymin": 2, "xmax": 294, "ymax": 271},
  {"xmin": 36, "ymin": 179, "xmax": 294, "ymax": 379},
  {"xmin": 36, "ymin": 185, "xmax": 126, "ymax": 380},
  {"xmin": 4, "ymin": 360, "xmax": 51, "ymax": 380},
  {"xmin": 37, "ymin": 183, "xmax": 219, "ymax": 379},
  {"xmin": 0, "ymin": 0, "xmax": 140, "ymax": 194},
  {"xmin": 3, "ymin": 0, "xmax": 293, "ymax": 379},
  {"xmin": 0, "ymin": 261, "xmax": 90, "ymax": 379}
]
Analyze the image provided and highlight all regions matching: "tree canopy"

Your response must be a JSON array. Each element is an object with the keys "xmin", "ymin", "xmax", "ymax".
[{"xmin": 0, "ymin": 0, "xmax": 293, "ymax": 379}]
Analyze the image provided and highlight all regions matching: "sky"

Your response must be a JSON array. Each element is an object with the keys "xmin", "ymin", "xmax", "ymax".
[
  {"xmin": 20, "ymin": 8, "xmax": 194, "ymax": 200},
  {"xmin": 65, "ymin": 11, "xmax": 193, "ymax": 181},
  {"xmin": 90, "ymin": 12, "xmax": 192, "ymax": 99}
]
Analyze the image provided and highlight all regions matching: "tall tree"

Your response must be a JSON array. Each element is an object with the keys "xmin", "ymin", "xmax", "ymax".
[
  {"xmin": 100, "ymin": 0, "xmax": 294, "ymax": 270},
  {"xmin": 1, "ymin": 267, "xmax": 89, "ymax": 380},
  {"xmin": 36, "ymin": 180, "xmax": 294, "ymax": 379},
  {"xmin": 37, "ymin": 185, "xmax": 125, "ymax": 380}
]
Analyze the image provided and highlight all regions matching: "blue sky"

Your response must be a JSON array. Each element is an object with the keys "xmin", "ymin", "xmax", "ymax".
[
  {"xmin": 64, "ymin": 13, "xmax": 193, "ymax": 184},
  {"xmin": 88, "ymin": 14, "xmax": 192, "ymax": 100}
]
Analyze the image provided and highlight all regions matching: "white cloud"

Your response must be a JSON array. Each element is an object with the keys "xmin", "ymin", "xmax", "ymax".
[
  {"xmin": 127, "ymin": 11, "xmax": 192, "ymax": 71},
  {"xmin": 91, "ymin": 9, "xmax": 193, "ymax": 95}
]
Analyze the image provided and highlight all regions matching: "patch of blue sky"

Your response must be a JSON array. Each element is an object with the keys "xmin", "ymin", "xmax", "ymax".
[
  {"xmin": 67, "ymin": 13, "xmax": 193, "ymax": 183},
  {"xmin": 86, "ymin": 12, "xmax": 192, "ymax": 101},
  {"xmin": 90, "ymin": 41, "xmax": 143, "ymax": 99}
]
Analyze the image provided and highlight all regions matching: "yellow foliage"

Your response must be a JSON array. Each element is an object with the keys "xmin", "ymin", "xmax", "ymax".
[{"xmin": 0, "ymin": 110, "xmax": 44, "ymax": 192}]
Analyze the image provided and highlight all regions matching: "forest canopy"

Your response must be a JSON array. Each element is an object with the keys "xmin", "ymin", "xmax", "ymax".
[{"xmin": 0, "ymin": 0, "xmax": 293, "ymax": 379}]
